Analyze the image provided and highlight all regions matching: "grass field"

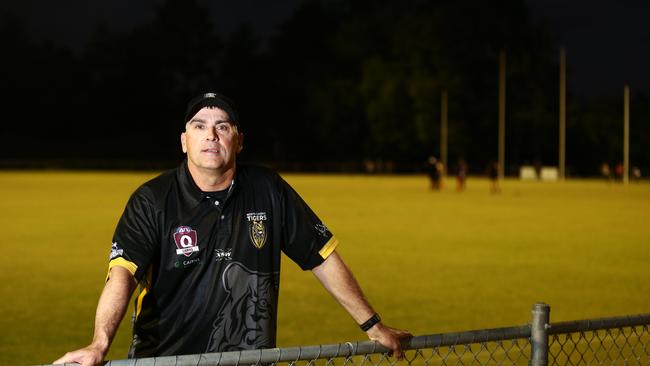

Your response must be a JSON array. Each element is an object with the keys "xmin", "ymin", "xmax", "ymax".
[{"xmin": 0, "ymin": 171, "xmax": 648, "ymax": 366}]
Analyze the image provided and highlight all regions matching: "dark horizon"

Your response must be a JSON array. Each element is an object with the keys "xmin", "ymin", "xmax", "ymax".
[
  {"xmin": 1, "ymin": 0, "xmax": 649, "ymax": 176},
  {"xmin": 2, "ymin": 0, "xmax": 648, "ymax": 98}
]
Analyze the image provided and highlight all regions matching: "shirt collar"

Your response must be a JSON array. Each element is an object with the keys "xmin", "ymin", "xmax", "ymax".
[{"xmin": 177, "ymin": 159, "xmax": 238, "ymax": 208}]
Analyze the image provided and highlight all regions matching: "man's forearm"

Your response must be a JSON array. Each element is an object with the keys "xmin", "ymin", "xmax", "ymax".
[
  {"xmin": 312, "ymin": 250, "xmax": 411, "ymax": 358},
  {"xmin": 311, "ymin": 251, "xmax": 375, "ymax": 325},
  {"xmin": 54, "ymin": 266, "xmax": 136, "ymax": 365},
  {"xmin": 91, "ymin": 266, "xmax": 136, "ymax": 354}
]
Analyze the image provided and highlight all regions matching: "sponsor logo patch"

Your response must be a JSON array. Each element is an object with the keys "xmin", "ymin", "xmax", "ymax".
[
  {"xmin": 174, "ymin": 257, "xmax": 201, "ymax": 269},
  {"xmin": 173, "ymin": 226, "xmax": 199, "ymax": 257},
  {"xmin": 109, "ymin": 242, "xmax": 124, "ymax": 260},
  {"xmin": 215, "ymin": 248, "xmax": 233, "ymax": 261},
  {"xmin": 246, "ymin": 212, "xmax": 267, "ymax": 249},
  {"xmin": 315, "ymin": 223, "xmax": 330, "ymax": 237}
]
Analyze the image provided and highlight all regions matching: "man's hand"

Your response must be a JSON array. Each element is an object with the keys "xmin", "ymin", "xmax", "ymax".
[
  {"xmin": 53, "ymin": 344, "xmax": 106, "ymax": 366},
  {"xmin": 366, "ymin": 323, "xmax": 412, "ymax": 359},
  {"xmin": 54, "ymin": 266, "xmax": 135, "ymax": 366},
  {"xmin": 312, "ymin": 252, "xmax": 412, "ymax": 358}
]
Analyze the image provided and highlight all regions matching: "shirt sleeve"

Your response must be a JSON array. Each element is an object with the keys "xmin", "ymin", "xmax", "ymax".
[
  {"xmin": 107, "ymin": 187, "xmax": 159, "ymax": 282},
  {"xmin": 278, "ymin": 175, "xmax": 339, "ymax": 270}
]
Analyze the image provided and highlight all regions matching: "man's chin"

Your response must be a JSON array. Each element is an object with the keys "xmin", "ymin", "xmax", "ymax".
[
  {"xmin": 196, "ymin": 158, "xmax": 224, "ymax": 167},
  {"xmin": 200, "ymin": 161, "xmax": 236, "ymax": 171}
]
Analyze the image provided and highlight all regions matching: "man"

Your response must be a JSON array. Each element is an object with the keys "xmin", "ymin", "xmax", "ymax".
[
  {"xmin": 427, "ymin": 156, "xmax": 440, "ymax": 190},
  {"xmin": 488, "ymin": 161, "xmax": 499, "ymax": 193},
  {"xmin": 54, "ymin": 92, "xmax": 410, "ymax": 366}
]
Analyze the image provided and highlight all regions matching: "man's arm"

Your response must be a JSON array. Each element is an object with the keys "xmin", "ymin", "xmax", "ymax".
[
  {"xmin": 311, "ymin": 250, "xmax": 411, "ymax": 358},
  {"xmin": 53, "ymin": 266, "xmax": 137, "ymax": 366}
]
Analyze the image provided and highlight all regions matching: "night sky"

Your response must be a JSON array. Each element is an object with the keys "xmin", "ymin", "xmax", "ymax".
[{"xmin": 2, "ymin": 0, "xmax": 649, "ymax": 98}]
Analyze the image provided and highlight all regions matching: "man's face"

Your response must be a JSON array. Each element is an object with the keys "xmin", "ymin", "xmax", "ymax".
[{"xmin": 181, "ymin": 106, "xmax": 243, "ymax": 173}]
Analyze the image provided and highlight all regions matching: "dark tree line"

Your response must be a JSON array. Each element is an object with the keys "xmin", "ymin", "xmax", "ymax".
[{"xmin": 1, "ymin": 0, "xmax": 648, "ymax": 176}]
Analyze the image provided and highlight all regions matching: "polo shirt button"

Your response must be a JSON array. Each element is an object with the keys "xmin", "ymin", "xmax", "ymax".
[
  {"xmin": 221, "ymin": 215, "xmax": 225, "ymax": 219},
  {"xmin": 214, "ymin": 200, "xmax": 220, "ymax": 206}
]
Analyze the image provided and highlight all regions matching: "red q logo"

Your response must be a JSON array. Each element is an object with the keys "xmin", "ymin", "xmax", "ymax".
[{"xmin": 173, "ymin": 226, "xmax": 199, "ymax": 257}]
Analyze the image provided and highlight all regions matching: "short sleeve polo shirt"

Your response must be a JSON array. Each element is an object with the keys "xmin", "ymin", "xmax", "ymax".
[{"xmin": 108, "ymin": 161, "xmax": 338, "ymax": 357}]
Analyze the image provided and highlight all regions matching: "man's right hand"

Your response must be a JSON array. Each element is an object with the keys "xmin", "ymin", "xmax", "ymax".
[
  {"xmin": 53, "ymin": 266, "xmax": 136, "ymax": 365},
  {"xmin": 53, "ymin": 344, "xmax": 105, "ymax": 366}
]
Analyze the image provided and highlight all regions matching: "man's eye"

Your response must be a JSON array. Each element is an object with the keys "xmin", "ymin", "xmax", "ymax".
[
  {"xmin": 217, "ymin": 125, "xmax": 231, "ymax": 132},
  {"xmin": 194, "ymin": 124, "xmax": 205, "ymax": 129}
]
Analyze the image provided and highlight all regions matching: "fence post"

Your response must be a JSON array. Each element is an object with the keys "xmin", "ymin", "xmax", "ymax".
[{"xmin": 530, "ymin": 303, "xmax": 550, "ymax": 366}]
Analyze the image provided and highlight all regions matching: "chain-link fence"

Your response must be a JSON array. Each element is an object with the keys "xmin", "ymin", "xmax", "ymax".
[
  {"xmin": 48, "ymin": 303, "xmax": 650, "ymax": 366},
  {"xmin": 549, "ymin": 315, "xmax": 650, "ymax": 366}
]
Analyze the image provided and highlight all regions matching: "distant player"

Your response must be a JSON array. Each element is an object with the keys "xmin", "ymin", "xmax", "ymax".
[
  {"xmin": 54, "ymin": 92, "xmax": 410, "ymax": 366},
  {"xmin": 456, "ymin": 158, "xmax": 468, "ymax": 191},
  {"xmin": 427, "ymin": 156, "xmax": 442, "ymax": 190},
  {"xmin": 600, "ymin": 163, "xmax": 612, "ymax": 182},
  {"xmin": 488, "ymin": 161, "xmax": 499, "ymax": 193}
]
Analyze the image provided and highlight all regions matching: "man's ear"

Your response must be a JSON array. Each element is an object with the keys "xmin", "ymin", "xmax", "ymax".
[
  {"xmin": 180, "ymin": 132, "xmax": 187, "ymax": 153},
  {"xmin": 237, "ymin": 132, "xmax": 244, "ymax": 153}
]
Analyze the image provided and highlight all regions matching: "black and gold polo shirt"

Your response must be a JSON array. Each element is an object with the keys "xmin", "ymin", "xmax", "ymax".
[{"xmin": 108, "ymin": 160, "xmax": 338, "ymax": 358}]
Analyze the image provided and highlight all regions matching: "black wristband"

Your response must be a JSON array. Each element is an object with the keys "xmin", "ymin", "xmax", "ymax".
[{"xmin": 360, "ymin": 313, "xmax": 381, "ymax": 332}]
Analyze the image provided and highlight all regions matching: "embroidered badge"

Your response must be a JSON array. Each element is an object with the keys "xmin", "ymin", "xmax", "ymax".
[
  {"xmin": 215, "ymin": 248, "xmax": 233, "ymax": 261},
  {"xmin": 246, "ymin": 212, "xmax": 267, "ymax": 249},
  {"xmin": 109, "ymin": 242, "xmax": 123, "ymax": 260},
  {"xmin": 173, "ymin": 226, "xmax": 199, "ymax": 257},
  {"xmin": 315, "ymin": 223, "xmax": 330, "ymax": 237}
]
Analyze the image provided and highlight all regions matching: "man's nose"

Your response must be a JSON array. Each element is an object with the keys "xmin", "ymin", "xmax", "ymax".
[{"xmin": 206, "ymin": 127, "xmax": 219, "ymax": 141}]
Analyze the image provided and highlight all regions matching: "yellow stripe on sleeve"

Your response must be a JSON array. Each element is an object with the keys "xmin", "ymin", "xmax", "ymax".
[
  {"xmin": 318, "ymin": 236, "xmax": 339, "ymax": 259},
  {"xmin": 135, "ymin": 287, "xmax": 148, "ymax": 318},
  {"xmin": 106, "ymin": 257, "xmax": 138, "ymax": 282},
  {"xmin": 135, "ymin": 266, "xmax": 153, "ymax": 319}
]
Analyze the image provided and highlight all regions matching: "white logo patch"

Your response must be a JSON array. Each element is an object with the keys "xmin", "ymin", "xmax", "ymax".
[
  {"xmin": 315, "ymin": 223, "xmax": 329, "ymax": 237},
  {"xmin": 215, "ymin": 248, "xmax": 233, "ymax": 261},
  {"xmin": 110, "ymin": 242, "xmax": 124, "ymax": 260}
]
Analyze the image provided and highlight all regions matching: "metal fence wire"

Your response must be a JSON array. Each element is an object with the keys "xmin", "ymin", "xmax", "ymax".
[
  {"xmin": 549, "ymin": 317, "xmax": 650, "ymax": 366},
  {"xmin": 48, "ymin": 303, "xmax": 650, "ymax": 366}
]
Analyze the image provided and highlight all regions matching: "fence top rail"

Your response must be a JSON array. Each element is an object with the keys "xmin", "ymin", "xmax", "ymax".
[
  {"xmin": 93, "ymin": 325, "xmax": 531, "ymax": 366},
  {"xmin": 549, "ymin": 313, "xmax": 650, "ymax": 335},
  {"xmin": 39, "ymin": 312, "xmax": 650, "ymax": 366}
]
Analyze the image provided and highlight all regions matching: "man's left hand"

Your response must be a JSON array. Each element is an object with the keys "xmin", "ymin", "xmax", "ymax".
[{"xmin": 366, "ymin": 323, "xmax": 412, "ymax": 359}]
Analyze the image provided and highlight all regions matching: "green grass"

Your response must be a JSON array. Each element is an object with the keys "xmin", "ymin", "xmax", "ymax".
[{"xmin": 0, "ymin": 171, "xmax": 648, "ymax": 365}]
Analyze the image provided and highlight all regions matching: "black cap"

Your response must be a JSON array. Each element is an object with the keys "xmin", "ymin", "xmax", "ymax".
[{"xmin": 184, "ymin": 92, "xmax": 239, "ymax": 127}]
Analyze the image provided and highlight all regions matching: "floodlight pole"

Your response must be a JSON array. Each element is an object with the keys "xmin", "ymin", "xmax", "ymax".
[
  {"xmin": 559, "ymin": 48, "xmax": 566, "ymax": 180},
  {"xmin": 441, "ymin": 89, "xmax": 448, "ymax": 175},
  {"xmin": 624, "ymin": 84, "xmax": 630, "ymax": 185},
  {"xmin": 498, "ymin": 49, "xmax": 506, "ymax": 180}
]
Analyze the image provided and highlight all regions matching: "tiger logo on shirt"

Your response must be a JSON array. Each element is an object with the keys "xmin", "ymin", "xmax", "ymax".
[
  {"xmin": 245, "ymin": 212, "xmax": 268, "ymax": 249},
  {"xmin": 206, "ymin": 262, "xmax": 279, "ymax": 352}
]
